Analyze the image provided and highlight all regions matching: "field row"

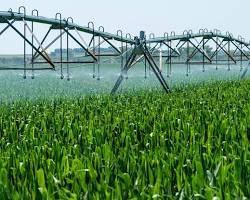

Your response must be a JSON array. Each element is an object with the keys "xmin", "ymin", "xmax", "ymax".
[{"xmin": 0, "ymin": 79, "xmax": 249, "ymax": 199}]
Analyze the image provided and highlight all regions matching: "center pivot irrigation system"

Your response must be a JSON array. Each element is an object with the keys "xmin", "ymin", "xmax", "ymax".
[{"xmin": 0, "ymin": 6, "xmax": 250, "ymax": 94}]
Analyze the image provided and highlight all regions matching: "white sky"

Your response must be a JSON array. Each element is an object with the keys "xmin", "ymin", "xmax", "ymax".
[{"xmin": 0, "ymin": 0, "xmax": 249, "ymax": 54}]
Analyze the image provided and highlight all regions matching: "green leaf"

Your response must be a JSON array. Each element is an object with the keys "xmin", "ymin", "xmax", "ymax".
[
  {"xmin": 36, "ymin": 168, "xmax": 48, "ymax": 197},
  {"xmin": 0, "ymin": 168, "xmax": 8, "ymax": 186}
]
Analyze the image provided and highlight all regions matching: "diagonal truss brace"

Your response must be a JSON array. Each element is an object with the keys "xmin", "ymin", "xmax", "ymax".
[
  {"xmin": 0, "ymin": 20, "xmax": 16, "ymax": 35},
  {"xmin": 231, "ymin": 41, "xmax": 249, "ymax": 60},
  {"xmin": 22, "ymin": 19, "xmax": 54, "ymax": 64},
  {"xmin": 64, "ymin": 28, "xmax": 97, "ymax": 62},
  {"xmin": 162, "ymin": 41, "xmax": 181, "ymax": 56},
  {"xmin": 33, "ymin": 28, "xmax": 62, "ymax": 61},
  {"xmin": 0, "ymin": 17, "xmax": 55, "ymax": 69},
  {"xmin": 102, "ymin": 37, "xmax": 122, "ymax": 54},
  {"xmin": 166, "ymin": 40, "xmax": 187, "ymax": 63},
  {"xmin": 187, "ymin": 38, "xmax": 212, "ymax": 63},
  {"xmin": 211, "ymin": 38, "xmax": 236, "ymax": 64},
  {"xmin": 73, "ymin": 28, "xmax": 97, "ymax": 60}
]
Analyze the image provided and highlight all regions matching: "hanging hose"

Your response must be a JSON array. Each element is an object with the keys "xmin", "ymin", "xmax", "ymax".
[
  {"xmin": 66, "ymin": 17, "xmax": 73, "ymax": 81},
  {"xmin": 183, "ymin": 30, "xmax": 189, "ymax": 76},
  {"xmin": 31, "ymin": 9, "xmax": 39, "ymax": 79},
  {"xmin": 125, "ymin": 33, "xmax": 132, "ymax": 79},
  {"xmin": 88, "ymin": 22, "xmax": 96, "ymax": 78},
  {"xmin": 117, "ymin": 30, "xmax": 123, "ymax": 74},
  {"xmin": 18, "ymin": 6, "xmax": 27, "ymax": 79},
  {"xmin": 97, "ymin": 26, "xmax": 104, "ymax": 81},
  {"xmin": 55, "ymin": 13, "xmax": 63, "ymax": 79}
]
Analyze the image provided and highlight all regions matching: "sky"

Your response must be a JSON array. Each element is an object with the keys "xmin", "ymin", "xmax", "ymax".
[{"xmin": 0, "ymin": 0, "xmax": 249, "ymax": 54}]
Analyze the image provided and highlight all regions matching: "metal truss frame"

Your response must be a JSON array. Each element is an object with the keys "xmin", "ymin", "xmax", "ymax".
[{"xmin": 0, "ymin": 7, "xmax": 249, "ymax": 93}]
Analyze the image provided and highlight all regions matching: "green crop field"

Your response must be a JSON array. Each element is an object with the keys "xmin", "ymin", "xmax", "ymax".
[
  {"xmin": 1, "ymin": 0, "xmax": 250, "ymax": 199},
  {"xmin": 0, "ymin": 67, "xmax": 250, "ymax": 199}
]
